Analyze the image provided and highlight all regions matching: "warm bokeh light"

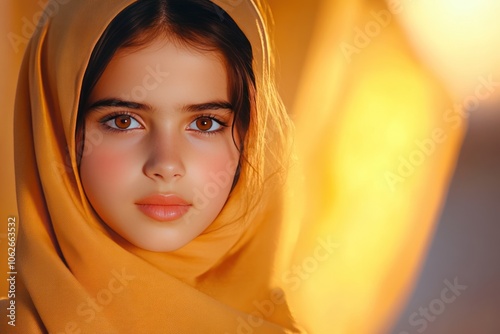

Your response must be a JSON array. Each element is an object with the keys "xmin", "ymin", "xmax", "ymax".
[
  {"xmin": 394, "ymin": 0, "xmax": 500, "ymax": 98},
  {"xmin": 274, "ymin": 0, "xmax": 464, "ymax": 332}
]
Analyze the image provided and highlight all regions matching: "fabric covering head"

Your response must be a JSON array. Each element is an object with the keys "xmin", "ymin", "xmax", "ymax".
[{"xmin": 5, "ymin": 0, "xmax": 300, "ymax": 332}]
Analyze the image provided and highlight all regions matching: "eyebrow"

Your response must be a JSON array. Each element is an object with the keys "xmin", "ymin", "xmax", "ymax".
[
  {"xmin": 87, "ymin": 98, "xmax": 152, "ymax": 112},
  {"xmin": 182, "ymin": 101, "xmax": 233, "ymax": 113},
  {"xmin": 86, "ymin": 98, "xmax": 233, "ymax": 113}
]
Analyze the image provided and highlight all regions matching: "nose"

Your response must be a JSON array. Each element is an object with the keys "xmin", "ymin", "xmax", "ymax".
[{"xmin": 143, "ymin": 129, "xmax": 185, "ymax": 182}]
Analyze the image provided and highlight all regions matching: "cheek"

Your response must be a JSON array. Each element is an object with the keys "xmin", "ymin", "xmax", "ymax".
[
  {"xmin": 201, "ymin": 154, "xmax": 237, "ymax": 177},
  {"xmin": 188, "ymin": 142, "xmax": 240, "ymax": 202},
  {"xmin": 80, "ymin": 141, "xmax": 139, "ymax": 199},
  {"xmin": 186, "ymin": 130, "xmax": 240, "ymax": 172}
]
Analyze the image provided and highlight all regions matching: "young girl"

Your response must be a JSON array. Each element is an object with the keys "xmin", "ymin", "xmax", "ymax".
[{"xmin": 5, "ymin": 0, "xmax": 301, "ymax": 332}]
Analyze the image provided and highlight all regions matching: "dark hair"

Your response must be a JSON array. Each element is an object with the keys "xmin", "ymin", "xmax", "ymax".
[{"xmin": 77, "ymin": 0, "xmax": 256, "ymax": 186}]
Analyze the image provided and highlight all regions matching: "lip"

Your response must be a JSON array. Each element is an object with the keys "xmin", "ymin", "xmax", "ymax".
[{"xmin": 135, "ymin": 194, "xmax": 191, "ymax": 222}]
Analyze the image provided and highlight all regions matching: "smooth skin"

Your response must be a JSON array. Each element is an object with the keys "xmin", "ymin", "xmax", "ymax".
[{"xmin": 80, "ymin": 39, "xmax": 240, "ymax": 252}]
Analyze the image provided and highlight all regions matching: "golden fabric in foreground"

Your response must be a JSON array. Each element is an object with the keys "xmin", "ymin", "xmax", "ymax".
[
  {"xmin": 0, "ymin": 0, "xmax": 464, "ymax": 333},
  {"xmin": 278, "ymin": 1, "xmax": 464, "ymax": 332}
]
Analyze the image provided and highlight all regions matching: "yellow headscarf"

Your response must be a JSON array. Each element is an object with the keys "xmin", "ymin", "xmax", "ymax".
[{"xmin": 4, "ymin": 0, "xmax": 301, "ymax": 332}]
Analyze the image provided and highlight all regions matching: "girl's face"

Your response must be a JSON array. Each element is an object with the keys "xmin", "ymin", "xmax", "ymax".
[{"xmin": 80, "ymin": 39, "xmax": 240, "ymax": 252}]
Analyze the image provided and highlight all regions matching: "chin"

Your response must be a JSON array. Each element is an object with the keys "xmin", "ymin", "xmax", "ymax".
[{"xmin": 130, "ymin": 236, "xmax": 191, "ymax": 253}]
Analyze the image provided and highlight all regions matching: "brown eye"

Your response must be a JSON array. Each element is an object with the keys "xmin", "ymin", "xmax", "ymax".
[
  {"xmin": 188, "ymin": 116, "xmax": 224, "ymax": 133},
  {"xmin": 102, "ymin": 114, "xmax": 142, "ymax": 131},
  {"xmin": 115, "ymin": 115, "xmax": 132, "ymax": 129},
  {"xmin": 196, "ymin": 117, "xmax": 213, "ymax": 131}
]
